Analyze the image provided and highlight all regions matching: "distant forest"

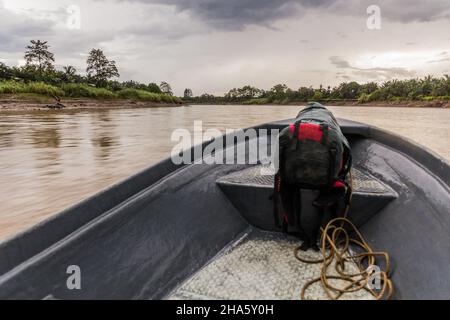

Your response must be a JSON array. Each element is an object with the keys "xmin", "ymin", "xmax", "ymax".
[
  {"xmin": 1, "ymin": 40, "xmax": 449, "ymax": 105},
  {"xmin": 187, "ymin": 76, "xmax": 450, "ymax": 105}
]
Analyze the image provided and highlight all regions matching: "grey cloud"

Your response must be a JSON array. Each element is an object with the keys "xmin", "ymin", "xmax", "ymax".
[
  {"xmin": 351, "ymin": 68, "xmax": 415, "ymax": 80},
  {"xmin": 329, "ymin": 56, "xmax": 351, "ymax": 68},
  {"xmin": 330, "ymin": 56, "xmax": 415, "ymax": 80},
  {"xmin": 377, "ymin": 0, "xmax": 450, "ymax": 23},
  {"xmin": 330, "ymin": 0, "xmax": 450, "ymax": 23},
  {"xmin": 428, "ymin": 58, "xmax": 450, "ymax": 64},
  {"xmin": 427, "ymin": 52, "xmax": 450, "ymax": 63},
  {"xmin": 335, "ymin": 72, "xmax": 350, "ymax": 80},
  {"xmin": 428, "ymin": 58, "xmax": 450, "ymax": 63},
  {"xmin": 0, "ymin": 8, "xmax": 56, "ymax": 53}
]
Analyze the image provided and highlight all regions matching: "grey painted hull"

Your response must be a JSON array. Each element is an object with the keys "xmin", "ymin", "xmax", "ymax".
[{"xmin": 0, "ymin": 119, "xmax": 448, "ymax": 300}]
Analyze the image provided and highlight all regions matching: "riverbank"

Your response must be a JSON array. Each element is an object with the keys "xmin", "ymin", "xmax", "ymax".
[
  {"xmin": 315, "ymin": 99, "xmax": 449, "ymax": 108},
  {"xmin": 2, "ymin": 98, "xmax": 448, "ymax": 112},
  {"xmin": 189, "ymin": 99, "xmax": 450, "ymax": 108},
  {"xmin": 0, "ymin": 81, "xmax": 183, "ymax": 111},
  {"xmin": 0, "ymin": 96, "xmax": 183, "ymax": 112}
]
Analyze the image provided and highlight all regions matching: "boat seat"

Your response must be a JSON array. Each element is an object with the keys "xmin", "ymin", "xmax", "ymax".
[{"xmin": 217, "ymin": 166, "xmax": 397, "ymax": 230}]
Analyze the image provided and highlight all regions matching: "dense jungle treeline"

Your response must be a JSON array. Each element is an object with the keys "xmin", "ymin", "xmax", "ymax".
[{"xmin": 185, "ymin": 76, "xmax": 450, "ymax": 105}]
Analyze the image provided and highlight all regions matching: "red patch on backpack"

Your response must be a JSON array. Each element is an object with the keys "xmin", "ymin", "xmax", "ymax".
[
  {"xmin": 289, "ymin": 123, "xmax": 323, "ymax": 142},
  {"xmin": 333, "ymin": 181, "xmax": 345, "ymax": 188}
]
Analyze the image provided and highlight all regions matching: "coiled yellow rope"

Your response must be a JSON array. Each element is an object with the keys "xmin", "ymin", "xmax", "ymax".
[{"xmin": 294, "ymin": 217, "xmax": 393, "ymax": 300}]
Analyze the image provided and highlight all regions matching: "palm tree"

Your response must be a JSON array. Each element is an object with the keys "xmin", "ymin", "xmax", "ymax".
[{"xmin": 63, "ymin": 66, "xmax": 77, "ymax": 82}]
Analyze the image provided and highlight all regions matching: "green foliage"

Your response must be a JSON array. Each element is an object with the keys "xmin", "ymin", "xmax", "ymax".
[
  {"xmin": 359, "ymin": 82, "xmax": 379, "ymax": 95},
  {"xmin": 0, "ymin": 80, "xmax": 180, "ymax": 103},
  {"xmin": 225, "ymin": 85, "xmax": 264, "ymax": 101},
  {"xmin": 26, "ymin": 82, "xmax": 64, "ymax": 97},
  {"xmin": 0, "ymin": 81, "xmax": 25, "ymax": 94},
  {"xmin": 147, "ymin": 83, "xmax": 162, "ymax": 93},
  {"xmin": 242, "ymin": 98, "xmax": 269, "ymax": 105},
  {"xmin": 332, "ymin": 81, "xmax": 360, "ymax": 99},
  {"xmin": 61, "ymin": 83, "xmax": 117, "ymax": 99},
  {"xmin": 296, "ymin": 87, "xmax": 315, "ymax": 101},
  {"xmin": 311, "ymin": 90, "xmax": 324, "ymax": 101},
  {"xmin": 117, "ymin": 88, "xmax": 181, "ymax": 103},
  {"xmin": 117, "ymin": 88, "xmax": 148, "ymax": 99},
  {"xmin": 191, "ymin": 93, "xmax": 222, "ymax": 104},
  {"xmin": 0, "ymin": 80, "xmax": 63, "ymax": 97},
  {"xmin": 269, "ymin": 84, "xmax": 288, "ymax": 102},
  {"xmin": 358, "ymin": 93, "xmax": 370, "ymax": 103}
]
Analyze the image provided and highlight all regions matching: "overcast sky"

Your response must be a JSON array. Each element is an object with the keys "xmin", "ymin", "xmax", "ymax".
[{"xmin": 0, "ymin": 0, "xmax": 449, "ymax": 95}]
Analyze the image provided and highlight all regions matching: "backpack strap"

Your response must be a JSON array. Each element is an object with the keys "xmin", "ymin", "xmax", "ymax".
[
  {"xmin": 273, "ymin": 173, "xmax": 282, "ymax": 228},
  {"xmin": 342, "ymin": 152, "xmax": 352, "ymax": 177},
  {"xmin": 290, "ymin": 120, "xmax": 301, "ymax": 151},
  {"xmin": 342, "ymin": 179, "xmax": 353, "ymax": 217},
  {"xmin": 328, "ymin": 146, "xmax": 337, "ymax": 186},
  {"xmin": 340, "ymin": 144, "xmax": 352, "ymax": 178},
  {"xmin": 320, "ymin": 123, "xmax": 329, "ymax": 145}
]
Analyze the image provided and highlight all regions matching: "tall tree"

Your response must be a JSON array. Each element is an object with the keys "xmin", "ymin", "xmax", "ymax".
[
  {"xmin": 160, "ymin": 81, "xmax": 173, "ymax": 95},
  {"xmin": 270, "ymin": 84, "xmax": 288, "ymax": 101},
  {"xmin": 86, "ymin": 49, "xmax": 119, "ymax": 87},
  {"xmin": 183, "ymin": 88, "xmax": 193, "ymax": 98},
  {"xmin": 24, "ymin": 40, "xmax": 55, "ymax": 73}
]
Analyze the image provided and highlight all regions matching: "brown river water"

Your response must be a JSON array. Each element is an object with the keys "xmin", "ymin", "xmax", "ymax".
[{"xmin": 0, "ymin": 105, "xmax": 449, "ymax": 241}]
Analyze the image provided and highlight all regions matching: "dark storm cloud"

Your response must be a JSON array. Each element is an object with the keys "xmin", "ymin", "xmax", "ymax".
[
  {"xmin": 330, "ymin": 56, "xmax": 415, "ymax": 80},
  {"xmin": 115, "ymin": 0, "xmax": 336, "ymax": 29},
  {"xmin": 114, "ymin": 0, "xmax": 450, "ymax": 30}
]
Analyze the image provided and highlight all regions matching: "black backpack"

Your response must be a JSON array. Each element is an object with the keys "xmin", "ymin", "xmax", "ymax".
[{"xmin": 273, "ymin": 102, "xmax": 352, "ymax": 249}]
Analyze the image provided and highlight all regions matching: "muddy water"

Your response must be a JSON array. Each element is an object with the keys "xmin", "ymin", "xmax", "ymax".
[{"xmin": 0, "ymin": 105, "xmax": 449, "ymax": 241}]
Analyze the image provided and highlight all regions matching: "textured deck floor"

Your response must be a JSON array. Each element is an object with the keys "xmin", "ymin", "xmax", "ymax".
[
  {"xmin": 218, "ymin": 166, "xmax": 389, "ymax": 194},
  {"xmin": 168, "ymin": 229, "xmax": 374, "ymax": 300}
]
